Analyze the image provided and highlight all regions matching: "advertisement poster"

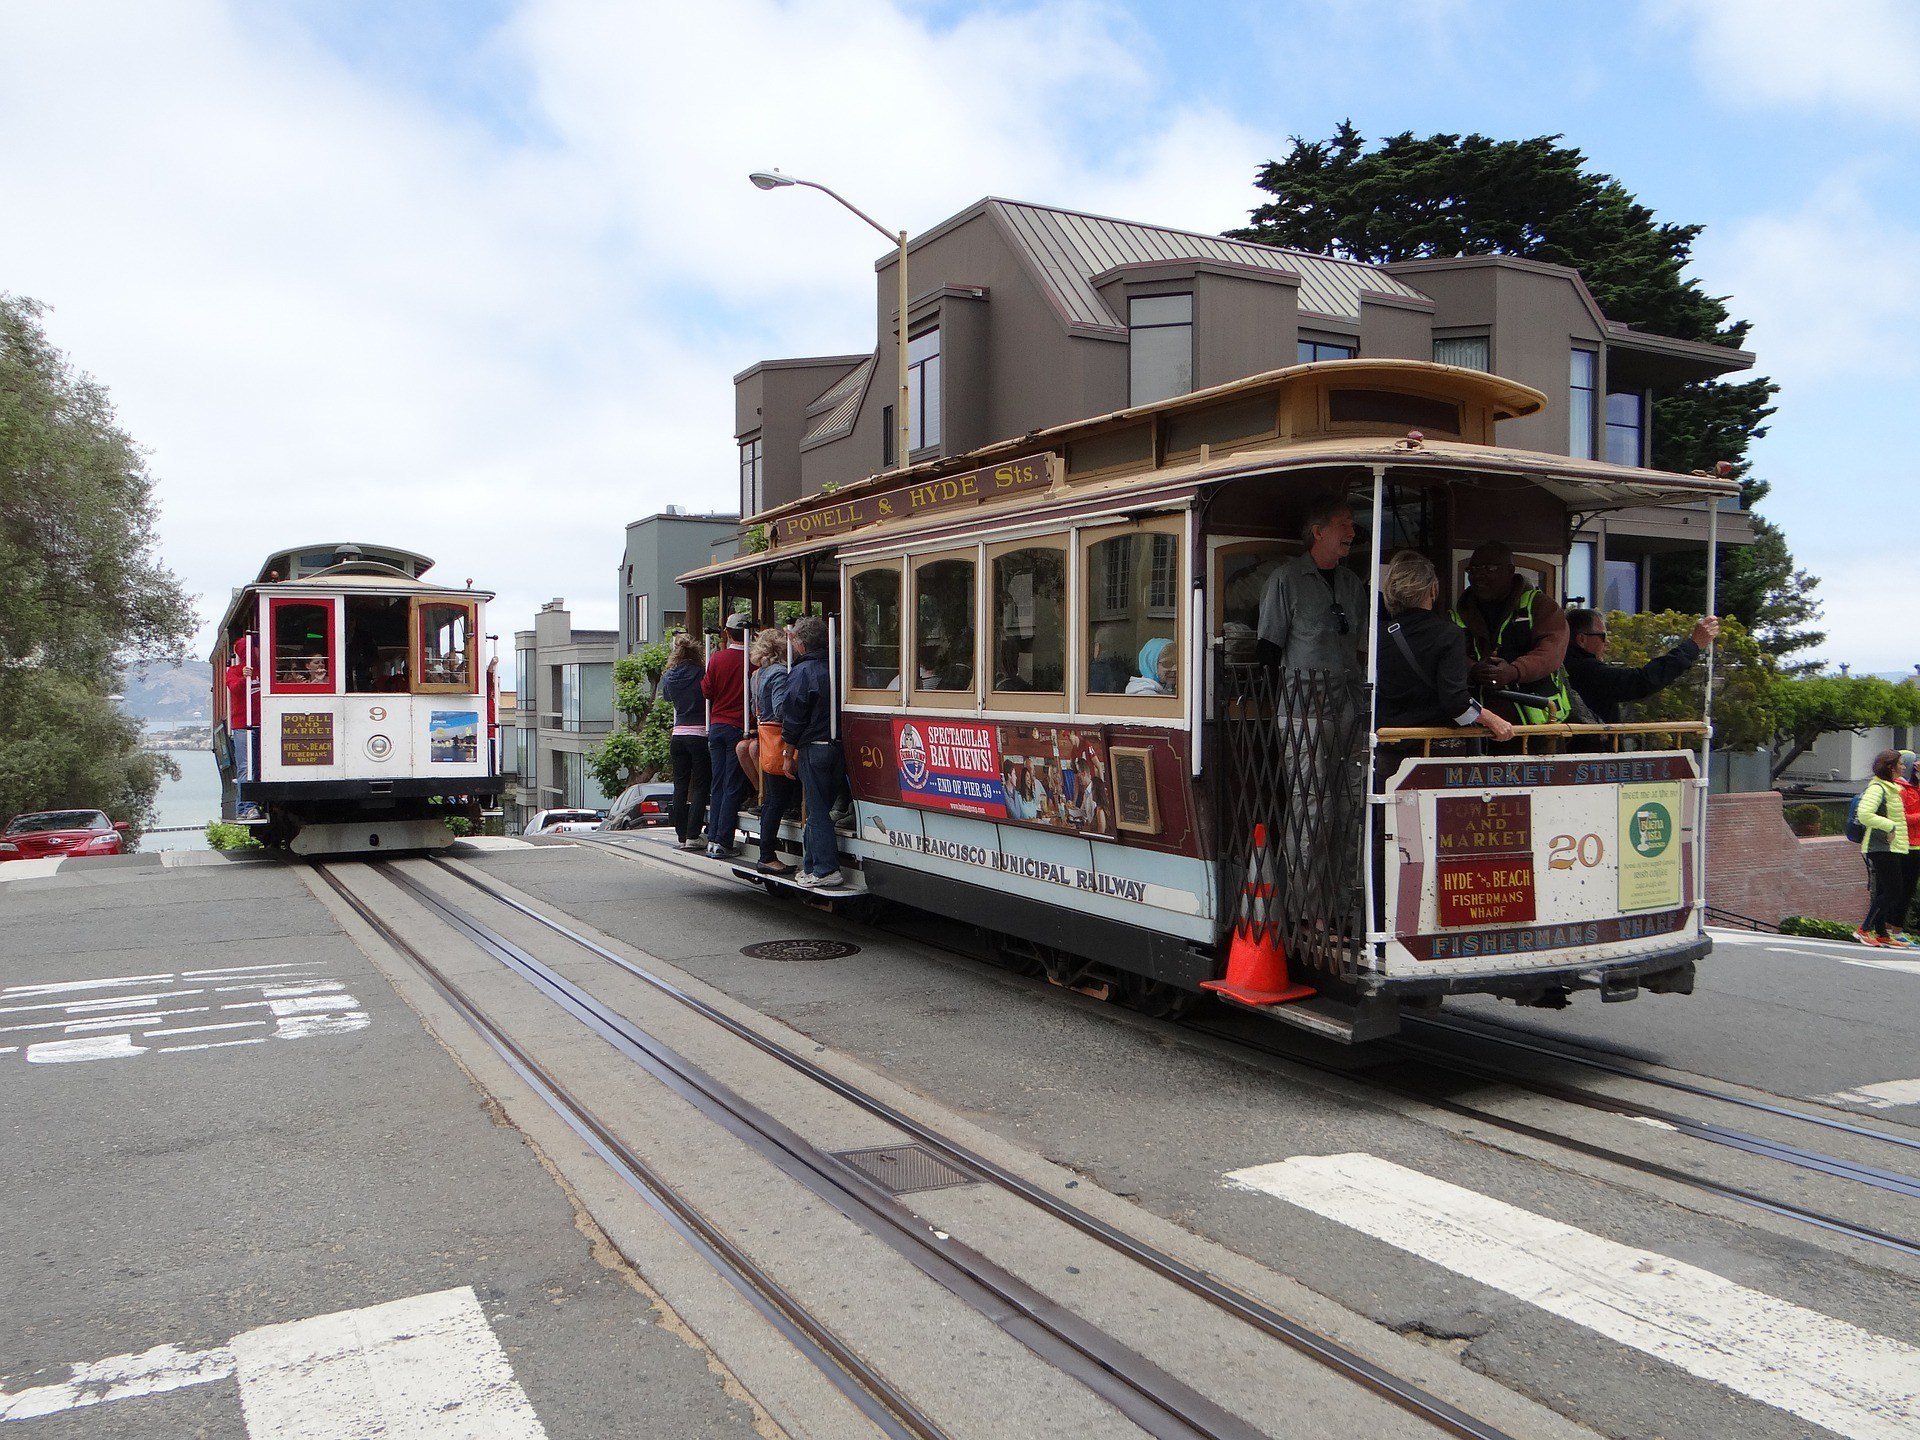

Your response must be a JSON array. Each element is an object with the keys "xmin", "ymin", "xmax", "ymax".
[
  {"xmin": 998, "ymin": 725, "xmax": 1117, "ymax": 837},
  {"xmin": 279, "ymin": 712, "xmax": 335, "ymax": 766},
  {"xmin": 429, "ymin": 710, "xmax": 481, "ymax": 764},
  {"xmin": 1618, "ymin": 782, "xmax": 1683, "ymax": 912},
  {"xmin": 893, "ymin": 719, "xmax": 1007, "ymax": 817}
]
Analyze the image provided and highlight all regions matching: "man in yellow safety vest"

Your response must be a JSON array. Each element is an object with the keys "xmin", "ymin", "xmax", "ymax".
[{"xmin": 1450, "ymin": 541, "xmax": 1572, "ymax": 726}]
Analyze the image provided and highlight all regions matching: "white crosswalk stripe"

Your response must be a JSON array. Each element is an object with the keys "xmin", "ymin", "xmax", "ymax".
[{"xmin": 1226, "ymin": 1152, "xmax": 1920, "ymax": 1440}]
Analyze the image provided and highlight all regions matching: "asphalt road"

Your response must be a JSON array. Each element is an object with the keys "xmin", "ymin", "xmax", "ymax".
[
  {"xmin": 7, "ymin": 844, "xmax": 1917, "ymax": 1440},
  {"xmin": 0, "ymin": 858, "xmax": 760, "ymax": 1439},
  {"xmin": 471, "ymin": 836, "xmax": 1920, "ymax": 1440}
]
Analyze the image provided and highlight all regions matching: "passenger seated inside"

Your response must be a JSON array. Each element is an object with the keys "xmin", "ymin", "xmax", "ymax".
[{"xmin": 1126, "ymin": 638, "xmax": 1177, "ymax": 696}]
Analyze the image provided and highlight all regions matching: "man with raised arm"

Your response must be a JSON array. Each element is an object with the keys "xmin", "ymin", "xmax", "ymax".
[{"xmin": 1564, "ymin": 609, "xmax": 1720, "ymax": 724}]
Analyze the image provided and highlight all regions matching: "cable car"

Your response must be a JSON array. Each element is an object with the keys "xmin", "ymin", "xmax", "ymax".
[{"xmin": 211, "ymin": 543, "xmax": 503, "ymax": 854}]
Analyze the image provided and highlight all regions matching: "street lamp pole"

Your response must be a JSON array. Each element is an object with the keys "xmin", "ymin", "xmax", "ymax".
[{"xmin": 750, "ymin": 171, "xmax": 912, "ymax": 474}]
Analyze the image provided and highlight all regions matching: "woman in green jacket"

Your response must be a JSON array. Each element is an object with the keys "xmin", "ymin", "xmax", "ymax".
[{"xmin": 1855, "ymin": 749, "xmax": 1912, "ymax": 948}]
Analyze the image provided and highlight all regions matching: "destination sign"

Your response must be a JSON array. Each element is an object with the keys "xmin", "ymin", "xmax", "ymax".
[
  {"xmin": 280, "ymin": 711, "xmax": 335, "ymax": 766},
  {"xmin": 1433, "ymin": 794, "xmax": 1536, "ymax": 927},
  {"xmin": 772, "ymin": 453, "xmax": 1052, "ymax": 546}
]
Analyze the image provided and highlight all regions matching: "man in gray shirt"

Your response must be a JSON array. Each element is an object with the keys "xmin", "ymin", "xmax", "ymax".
[{"xmin": 1256, "ymin": 495, "xmax": 1368, "ymax": 678}]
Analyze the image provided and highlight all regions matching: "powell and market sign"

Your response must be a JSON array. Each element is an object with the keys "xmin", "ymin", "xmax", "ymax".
[{"xmin": 769, "ymin": 453, "xmax": 1054, "ymax": 546}]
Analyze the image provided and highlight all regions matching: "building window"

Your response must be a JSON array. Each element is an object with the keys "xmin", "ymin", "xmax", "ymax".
[
  {"xmin": 1565, "ymin": 541, "xmax": 1596, "ymax": 609},
  {"xmin": 1433, "ymin": 335, "xmax": 1489, "ymax": 371},
  {"xmin": 849, "ymin": 566, "xmax": 901, "ymax": 689},
  {"xmin": 908, "ymin": 328, "xmax": 941, "ymax": 451},
  {"xmin": 991, "ymin": 545, "xmax": 1065, "ymax": 695},
  {"xmin": 515, "ymin": 648, "xmax": 532, "ymax": 708},
  {"xmin": 1605, "ymin": 390, "xmax": 1645, "ymax": 467},
  {"xmin": 1603, "ymin": 558, "xmax": 1640, "ymax": 614},
  {"xmin": 1569, "ymin": 349, "xmax": 1597, "ymax": 459},
  {"xmin": 629, "ymin": 593, "xmax": 650, "ymax": 649},
  {"xmin": 560, "ymin": 663, "xmax": 612, "ymax": 732},
  {"xmin": 912, "ymin": 556, "xmax": 975, "ymax": 692},
  {"xmin": 1298, "ymin": 338, "xmax": 1357, "ymax": 363},
  {"xmin": 882, "ymin": 405, "xmax": 894, "ymax": 467},
  {"xmin": 1129, "ymin": 294, "xmax": 1193, "ymax": 405},
  {"xmin": 739, "ymin": 436, "xmax": 763, "ymax": 514},
  {"xmin": 1148, "ymin": 533, "xmax": 1178, "ymax": 614}
]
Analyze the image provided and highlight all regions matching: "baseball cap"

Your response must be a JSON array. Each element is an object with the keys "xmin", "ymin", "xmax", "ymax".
[{"xmin": 724, "ymin": 611, "xmax": 753, "ymax": 635}]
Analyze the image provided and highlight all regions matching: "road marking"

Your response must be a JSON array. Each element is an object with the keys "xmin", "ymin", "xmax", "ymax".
[
  {"xmin": 181, "ymin": 962, "xmax": 313, "ymax": 978},
  {"xmin": 1846, "ymin": 958, "xmax": 1920, "ymax": 977},
  {"xmin": 1819, "ymin": 1078, "xmax": 1920, "ymax": 1111},
  {"xmin": 1226, "ymin": 1152, "xmax": 1920, "ymax": 1440},
  {"xmin": 163, "ymin": 1038, "xmax": 271, "ymax": 1053},
  {"xmin": 2, "ymin": 970, "xmax": 368, "ymax": 1067},
  {"xmin": 0, "ymin": 1286, "xmax": 547, "ymax": 1437}
]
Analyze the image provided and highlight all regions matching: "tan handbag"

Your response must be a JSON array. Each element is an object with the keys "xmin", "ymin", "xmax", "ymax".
[{"xmin": 758, "ymin": 721, "xmax": 796, "ymax": 778}]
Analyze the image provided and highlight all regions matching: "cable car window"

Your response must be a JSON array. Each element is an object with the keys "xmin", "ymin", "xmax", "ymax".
[
  {"xmin": 1084, "ymin": 527, "xmax": 1183, "ymax": 707},
  {"xmin": 912, "ymin": 557, "xmax": 975, "ymax": 693},
  {"xmin": 345, "ymin": 594, "xmax": 412, "ymax": 692},
  {"xmin": 1212, "ymin": 540, "xmax": 1296, "ymax": 666},
  {"xmin": 414, "ymin": 600, "xmax": 475, "ymax": 693},
  {"xmin": 849, "ymin": 566, "xmax": 901, "ymax": 691},
  {"xmin": 991, "ymin": 546, "xmax": 1065, "ymax": 695},
  {"xmin": 269, "ymin": 599, "xmax": 334, "ymax": 693}
]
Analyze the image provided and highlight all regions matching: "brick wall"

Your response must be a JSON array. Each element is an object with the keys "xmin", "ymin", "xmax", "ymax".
[{"xmin": 1707, "ymin": 790, "xmax": 1868, "ymax": 928}]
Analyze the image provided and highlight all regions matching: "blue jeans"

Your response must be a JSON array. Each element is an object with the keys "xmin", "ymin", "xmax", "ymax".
[
  {"xmin": 799, "ymin": 743, "xmax": 842, "ymax": 876},
  {"xmin": 758, "ymin": 771, "xmax": 797, "ymax": 866},
  {"xmin": 706, "ymin": 724, "xmax": 745, "ymax": 848}
]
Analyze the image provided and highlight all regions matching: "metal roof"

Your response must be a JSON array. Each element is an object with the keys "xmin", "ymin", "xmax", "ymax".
[
  {"xmin": 989, "ymin": 200, "xmax": 1429, "ymax": 331},
  {"xmin": 801, "ymin": 355, "xmax": 874, "ymax": 445}
]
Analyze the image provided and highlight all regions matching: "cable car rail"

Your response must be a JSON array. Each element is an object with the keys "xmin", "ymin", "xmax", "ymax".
[{"xmin": 391, "ymin": 853, "xmax": 1531, "ymax": 1440}]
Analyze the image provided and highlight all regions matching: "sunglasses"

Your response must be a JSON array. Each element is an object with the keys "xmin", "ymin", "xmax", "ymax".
[
  {"xmin": 1330, "ymin": 600, "xmax": 1350, "ymax": 635},
  {"xmin": 1583, "ymin": 629, "xmax": 1609, "ymax": 641}
]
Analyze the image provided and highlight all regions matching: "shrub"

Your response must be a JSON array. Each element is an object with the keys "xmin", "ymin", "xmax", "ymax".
[
  {"xmin": 204, "ymin": 820, "xmax": 262, "ymax": 851},
  {"xmin": 443, "ymin": 815, "xmax": 473, "ymax": 837},
  {"xmin": 1783, "ymin": 803, "xmax": 1821, "ymax": 836},
  {"xmin": 1779, "ymin": 916, "xmax": 1856, "ymax": 940}
]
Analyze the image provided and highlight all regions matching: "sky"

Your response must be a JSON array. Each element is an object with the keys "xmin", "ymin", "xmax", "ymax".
[{"xmin": 4, "ymin": 0, "xmax": 1917, "ymax": 673}]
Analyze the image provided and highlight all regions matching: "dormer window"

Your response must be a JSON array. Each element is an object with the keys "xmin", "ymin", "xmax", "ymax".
[{"xmin": 1129, "ymin": 294, "xmax": 1192, "ymax": 405}]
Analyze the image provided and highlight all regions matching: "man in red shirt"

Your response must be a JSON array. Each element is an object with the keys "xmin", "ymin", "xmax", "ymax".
[
  {"xmin": 701, "ymin": 612, "xmax": 753, "ymax": 858},
  {"xmin": 224, "ymin": 645, "xmax": 255, "ymax": 781}
]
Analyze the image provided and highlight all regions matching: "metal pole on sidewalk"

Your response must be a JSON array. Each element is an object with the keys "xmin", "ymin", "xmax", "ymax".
[
  {"xmin": 1699, "ymin": 498, "xmax": 1721, "ymax": 929},
  {"xmin": 1362, "ymin": 465, "xmax": 1387, "ymax": 957}
]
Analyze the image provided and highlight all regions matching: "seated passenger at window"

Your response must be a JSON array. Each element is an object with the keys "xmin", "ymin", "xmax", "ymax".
[
  {"xmin": 1126, "ymin": 638, "xmax": 1177, "ymax": 696},
  {"xmin": 1377, "ymin": 551, "xmax": 1513, "ymax": 742}
]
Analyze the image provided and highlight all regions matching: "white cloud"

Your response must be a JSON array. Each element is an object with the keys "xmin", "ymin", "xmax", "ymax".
[
  {"xmin": 1697, "ymin": 178, "xmax": 1920, "ymax": 386},
  {"xmin": 0, "ymin": 0, "xmax": 1268, "ymax": 649},
  {"xmin": 1665, "ymin": 0, "xmax": 1920, "ymax": 123}
]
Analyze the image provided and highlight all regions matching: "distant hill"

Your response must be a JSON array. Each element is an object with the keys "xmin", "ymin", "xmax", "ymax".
[{"xmin": 120, "ymin": 658, "xmax": 212, "ymax": 722}]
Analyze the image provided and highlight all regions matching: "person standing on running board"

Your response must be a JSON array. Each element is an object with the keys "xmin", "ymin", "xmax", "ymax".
[
  {"xmin": 701, "ymin": 611, "xmax": 753, "ymax": 858},
  {"xmin": 1452, "ymin": 541, "xmax": 1572, "ymax": 726},
  {"xmin": 781, "ymin": 615, "xmax": 843, "ymax": 888},
  {"xmin": 659, "ymin": 632, "xmax": 709, "ymax": 851}
]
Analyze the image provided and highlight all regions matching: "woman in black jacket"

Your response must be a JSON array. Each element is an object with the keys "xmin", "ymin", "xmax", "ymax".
[
  {"xmin": 1377, "ymin": 551, "xmax": 1514, "ymax": 742},
  {"xmin": 659, "ymin": 632, "xmax": 711, "ymax": 850}
]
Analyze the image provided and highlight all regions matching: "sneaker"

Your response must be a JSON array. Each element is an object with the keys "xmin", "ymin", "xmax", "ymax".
[
  {"xmin": 795, "ymin": 869, "xmax": 844, "ymax": 889},
  {"xmin": 1884, "ymin": 933, "xmax": 1917, "ymax": 949},
  {"xmin": 705, "ymin": 844, "xmax": 742, "ymax": 860},
  {"xmin": 1854, "ymin": 930, "xmax": 1886, "ymax": 947},
  {"xmin": 828, "ymin": 805, "xmax": 854, "ymax": 830},
  {"xmin": 679, "ymin": 838, "xmax": 704, "ymax": 852}
]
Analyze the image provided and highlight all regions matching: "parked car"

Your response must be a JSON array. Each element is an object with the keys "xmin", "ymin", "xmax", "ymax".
[
  {"xmin": 601, "ymin": 781, "xmax": 674, "ymax": 830},
  {"xmin": 1, "ymin": 810, "xmax": 130, "ymax": 861},
  {"xmin": 521, "ymin": 808, "xmax": 605, "ymax": 838}
]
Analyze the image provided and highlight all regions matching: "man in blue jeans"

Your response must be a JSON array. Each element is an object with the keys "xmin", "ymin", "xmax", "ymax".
[
  {"xmin": 781, "ymin": 615, "xmax": 843, "ymax": 887},
  {"xmin": 701, "ymin": 611, "xmax": 752, "ymax": 858}
]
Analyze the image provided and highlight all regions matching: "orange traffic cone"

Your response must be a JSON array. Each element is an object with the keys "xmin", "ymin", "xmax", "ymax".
[{"xmin": 1202, "ymin": 823, "xmax": 1315, "ymax": 1006}]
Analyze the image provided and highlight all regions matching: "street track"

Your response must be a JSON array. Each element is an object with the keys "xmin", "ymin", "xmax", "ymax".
[
  {"xmin": 570, "ymin": 834, "xmax": 1920, "ymax": 1263},
  {"xmin": 319, "ymin": 854, "xmax": 1525, "ymax": 1440}
]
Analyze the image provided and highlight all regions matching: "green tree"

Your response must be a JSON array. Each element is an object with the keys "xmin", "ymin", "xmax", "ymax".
[
  {"xmin": 1, "ymin": 295, "xmax": 193, "ymax": 833},
  {"xmin": 586, "ymin": 697, "xmax": 672, "ymax": 798},
  {"xmin": 613, "ymin": 645, "xmax": 668, "ymax": 727},
  {"xmin": 1769, "ymin": 675, "xmax": 1920, "ymax": 781},
  {"xmin": 1601, "ymin": 612, "xmax": 1776, "ymax": 752},
  {"xmin": 1233, "ymin": 127, "xmax": 1819, "ymax": 664}
]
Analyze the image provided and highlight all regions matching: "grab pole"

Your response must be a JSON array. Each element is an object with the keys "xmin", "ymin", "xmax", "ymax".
[
  {"xmin": 1698, "ymin": 497, "xmax": 1721, "ymax": 930},
  {"xmin": 1362, "ymin": 465, "xmax": 1387, "ymax": 957}
]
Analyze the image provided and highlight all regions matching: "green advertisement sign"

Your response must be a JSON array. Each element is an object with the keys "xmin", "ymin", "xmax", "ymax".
[{"xmin": 1618, "ymin": 782, "xmax": 1683, "ymax": 912}]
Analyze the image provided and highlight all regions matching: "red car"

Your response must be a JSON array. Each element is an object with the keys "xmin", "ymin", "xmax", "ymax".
[{"xmin": 0, "ymin": 810, "xmax": 131, "ymax": 862}]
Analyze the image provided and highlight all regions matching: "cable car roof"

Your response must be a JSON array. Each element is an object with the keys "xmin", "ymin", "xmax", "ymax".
[{"xmin": 253, "ymin": 542, "xmax": 436, "ymax": 584}]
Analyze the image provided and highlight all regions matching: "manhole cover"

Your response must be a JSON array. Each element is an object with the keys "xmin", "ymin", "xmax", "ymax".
[
  {"xmin": 740, "ymin": 938, "xmax": 861, "ymax": 962},
  {"xmin": 833, "ymin": 1144, "xmax": 975, "ymax": 1196}
]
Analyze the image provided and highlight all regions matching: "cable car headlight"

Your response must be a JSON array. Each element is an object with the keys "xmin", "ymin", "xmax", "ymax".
[{"xmin": 365, "ymin": 734, "xmax": 393, "ymax": 762}]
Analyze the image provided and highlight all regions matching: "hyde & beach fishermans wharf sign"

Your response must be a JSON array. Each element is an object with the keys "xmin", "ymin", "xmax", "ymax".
[{"xmin": 770, "ymin": 453, "xmax": 1053, "ymax": 546}]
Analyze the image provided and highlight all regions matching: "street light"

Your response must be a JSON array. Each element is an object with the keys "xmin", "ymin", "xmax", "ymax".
[{"xmin": 749, "ymin": 169, "xmax": 912, "ymax": 474}]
